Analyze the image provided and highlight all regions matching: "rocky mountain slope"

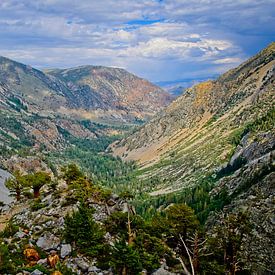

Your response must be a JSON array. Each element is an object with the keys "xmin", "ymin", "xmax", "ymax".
[
  {"xmin": 0, "ymin": 56, "xmax": 172, "ymax": 157},
  {"xmin": 0, "ymin": 56, "xmax": 172, "ymax": 123},
  {"xmin": 0, "ymin": 174, "xmax": 130, "ymax": 274},
  {"xmin": 0, "ymin": 166, "xmax": 187, "ymax": 275},
  {"xmin": 47, "ymin": 66, "xmax": 172, "ymax": 122},
  {"xmin": 206, "ymin": 130, "xmax": 275, "ymax": 273},
  {"xmin": 110, "ymin": 43, "xmax": 275, "ymax": 274},
  {"xmin": 112, "ymin": 42, "xmax": 275, "ymax": 194}
]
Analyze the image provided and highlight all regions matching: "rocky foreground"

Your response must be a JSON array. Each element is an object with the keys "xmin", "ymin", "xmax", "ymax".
[{"xmin": 0, "ymin": 176, "xmax": 177, "ymax": 275}]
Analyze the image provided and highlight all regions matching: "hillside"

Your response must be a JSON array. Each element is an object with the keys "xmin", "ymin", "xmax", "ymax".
[
  {"xmin": 0, "ymin": 56, "xmax": 172, "ymax": 160},
  {"xmin": 47, "ymin": 66, "xmax": 172, "ymax": 122},
  {"xmin": 0, "ymin": 56, "xmax": 172, "ymax": 123},
  {"xmin": 112, "ymin": 42, "xmax": 275, "ymax": 194}
]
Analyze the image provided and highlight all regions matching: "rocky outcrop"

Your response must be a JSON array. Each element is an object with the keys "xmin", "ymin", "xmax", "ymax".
[
  {"xmin": 207, "ymin": 132, "xmax": 275, "ymax": 273},
  {"xmin": 0, "ymin": 183, "xmax": 135, "ymax": 274}
]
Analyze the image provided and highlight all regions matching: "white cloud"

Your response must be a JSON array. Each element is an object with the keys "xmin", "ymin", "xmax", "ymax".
[
  {"xmin": 213, "ymin": 57, "xmax": 243, "ymax": 64},
  {"xmin": 0, "ymin": 0, "xmax": 274, "ymax": 81}
]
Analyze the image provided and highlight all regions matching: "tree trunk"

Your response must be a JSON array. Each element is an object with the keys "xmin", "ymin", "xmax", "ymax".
[
  {"xmin": 33, "ymin": 187, "xmax": 40, "ymax": 198},
  {"xmin": 127, "ymin": 205, "xmax": 135, "ymax": 246},
  {"xmin": 16, "ymin": 188, "xmax": 21, "ymax": 201},
  {"xmin": 180, "ymin": 234, "xmax": 195, "ymax": 275},
  {"xmin": 192, "ymin": 233, "xmax": 199, "ymax": 274},
  {"xmin": 122, "ymin": 266, "xmax": 127, "ymax": 275}
]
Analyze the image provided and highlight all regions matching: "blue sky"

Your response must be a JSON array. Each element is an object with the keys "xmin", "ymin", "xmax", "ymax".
[{"xmin": 0, "ymin": 0, "xmax": 274, "ymax": 83}]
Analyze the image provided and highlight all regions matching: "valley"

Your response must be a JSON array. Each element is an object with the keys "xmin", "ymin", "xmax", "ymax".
[{"xmin": 0, "ymin": 43, "xmax": 274, "ymax": 274}]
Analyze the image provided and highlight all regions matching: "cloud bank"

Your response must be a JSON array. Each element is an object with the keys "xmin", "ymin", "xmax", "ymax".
[{"xmin": 0, "ymin": 0, "xmax": 274, "ymax": 82}]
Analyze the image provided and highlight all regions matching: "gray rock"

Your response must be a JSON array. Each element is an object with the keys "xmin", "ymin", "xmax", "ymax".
[
  {"xmin": 31, "ymin": 269, "xmax": 43, "ymax": 275},
  {"xmin": 88, "ymin": 266, "xmax": 101, "ymax": 272},
  {"xmin": 152, "ymin": 268, "xmax": 175, "ymax": 275},
  {"xmin": 37, "ymin": 258, "xmax": 48, "ymax": 267},
  {"xmin": 75, "ymin": 258, "xmax": 90, "ymax": 271},
  {"xmin": 14, "ymin": 230, "xmax": 27, "ymax": 239},
  {"xmin": 2, "ymin": 204, "xmax": 10, "ymax": 212},
  {"xmin": 36, "ymin": 232, "xmax": 60, "ymax": 251},
  {"xmin": 56, "ymin": 217, "xmax": 65, "ymax": 227},
  {"xmin": 60, "ymin": 243, "xmax": 72, "ymax": 258},
  {"xmin": 45, "ymin": 220, "xmax": 53, "ymax": 227},
  {"xmin": 41, "ymin": 194, "xmax": 53, "ymax": 206}
]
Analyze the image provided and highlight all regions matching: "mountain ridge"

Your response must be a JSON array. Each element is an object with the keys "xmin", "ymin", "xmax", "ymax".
[
  {"xmin": 111, "ymin": 42, "xmax": 275, "ymax": 194},
  {"xmin": 0, "ymin": 55, "xmax": 172, "ymax": 123}
]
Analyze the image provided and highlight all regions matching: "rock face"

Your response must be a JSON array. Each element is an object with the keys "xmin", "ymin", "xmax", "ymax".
[
  {"xmin": 207, "ymin": 131, "xmax": 275, "ymax": 273},
  {"xmin": 60, "ymin": 243, "xmax": 72, "ymax": 258},
  {"xmin": 0, "ymin": 168, "xmax": 12, "ymax": 204},
  {"xmin": 111, "ymin": 42, "xmax": 275, "ymax": 194}
]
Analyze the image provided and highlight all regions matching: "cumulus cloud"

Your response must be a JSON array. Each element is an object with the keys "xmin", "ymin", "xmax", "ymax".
[{"xmin": 0, "ymin": 0, "xmax": 274, "ymax": 81}]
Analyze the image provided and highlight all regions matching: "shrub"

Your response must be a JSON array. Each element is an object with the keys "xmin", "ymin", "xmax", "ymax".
[
  {"xmin": 0, "ymin": 243, "xmax": 15, "ymax": 273},
  {"xmin": 0, "ymin": 222, "xmax": 19, "ymax": 238},
  {"xmin": 30, "ymin": 199, "xmax": 46, "ymax": 211}
]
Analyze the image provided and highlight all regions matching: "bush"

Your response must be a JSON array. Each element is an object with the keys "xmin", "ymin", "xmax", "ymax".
[
  {"xmin": 30, "ymin": 199, "xmax": 46, "ymax": 211},
  {"xmin": 0, "ymin": 222, "xmax": 19, "ymax": 238},
  {"xmin": 0, "ymin": 243, "xmax": 15, "ymax": 273}
]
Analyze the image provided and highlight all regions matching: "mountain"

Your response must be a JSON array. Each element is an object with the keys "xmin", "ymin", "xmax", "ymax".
[
  {"xmin": 47, "ymin": 66, "xmax": 172, "ymax": 122},
  {"xmin": 0, "ymin": 56, "xmax": 72, "ymax": 116},
  {"xmin": 0, "ymin": 44, "xmax": 274, "ymax": 274},
  {"xmin": 157, "ymin": 77, "xmax": 217, "ymax": 97},
  {"xmin": 111, "ymin": 42, "xmax": 275, "ymax": 194},
  {"xmin": 0, "ymin": 56, "xmax": 172, "ymax": 123},
  {"xmin": 0, "ymin": 56, "xmax": 172, "ymax": 155},
  {"xmin": 110, "ymin": 43, "xmax": 275, "ymax": 271}
]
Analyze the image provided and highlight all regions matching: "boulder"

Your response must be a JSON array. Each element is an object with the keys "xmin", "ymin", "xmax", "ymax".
[
  {"xmin": 60, "ymin": 243, "xmax": 72, "ymax": 258},
  {"xmin": 30, "ymin": 270, "xmax": 43, "ymax": 275},
  {"xmin": 37, "ymin": 258, "xmax": 48, "ymax": 267},
  {"xmin": 14, "ymin": 230, "xmax": 27, "ymax": 239},
  {"xmin": 36, "ymin": 232, "xmax": 60, "ymax": 251},
  {"xmin": 88, "ymin": 265, "xmax": 101, "ymax": 272},
  {"xmin": 152, "ymin": 268, "xmax": 175, "ymax": 275},
  {"xmin": 75, "ymin": 258, "xmax": 90, "ymax": 271}
]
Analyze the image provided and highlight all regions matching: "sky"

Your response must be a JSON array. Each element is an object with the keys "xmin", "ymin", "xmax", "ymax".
[{"xmin": 0, "ymin": 0, "xmax": 274, "ymax": 83}]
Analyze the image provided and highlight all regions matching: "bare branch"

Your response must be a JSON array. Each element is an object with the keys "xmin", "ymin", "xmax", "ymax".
[
  {"xmin": 179, "ymin": 234, "xmax": 195, "ymax": 275},
  {"xmin": 177, "ymin": 256, "xmax": 192, "ymax": 275}
]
